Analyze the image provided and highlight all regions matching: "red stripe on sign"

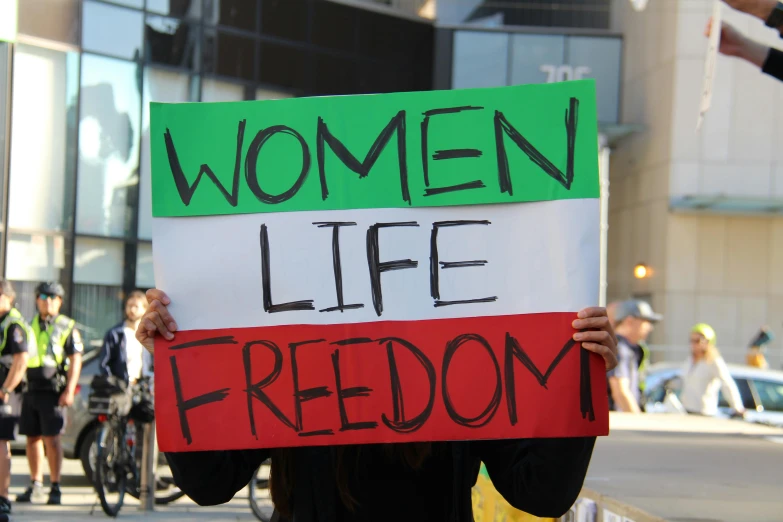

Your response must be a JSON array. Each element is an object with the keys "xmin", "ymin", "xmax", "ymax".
[{"xmin": 153, "ymin": 312, "xmax": 608, "ymax": 452}]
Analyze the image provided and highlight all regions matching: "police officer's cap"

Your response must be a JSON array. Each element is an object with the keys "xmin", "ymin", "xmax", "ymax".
[{"xmin": 35, "ymin": 281, "xmax": 65, "ymax": 298}]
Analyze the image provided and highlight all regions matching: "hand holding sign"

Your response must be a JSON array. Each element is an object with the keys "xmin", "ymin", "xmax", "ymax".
[{"xmin": 137, "ymin": 292, "xmax": 618, "ymax": 371}]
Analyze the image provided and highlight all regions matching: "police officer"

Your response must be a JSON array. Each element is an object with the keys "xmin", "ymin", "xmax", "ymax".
[
  {"xmin": 17, "ymin": 282, "xmax": 83, "ymax": 506},
  {"xmin": 0, "ymin": 280, "xmax": 31, "ymax": 515}
]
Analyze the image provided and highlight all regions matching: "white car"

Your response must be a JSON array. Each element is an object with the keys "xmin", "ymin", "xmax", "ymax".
[{"xmin": 642, "ymin": 362, "xmax": 783, "ymax": 427}]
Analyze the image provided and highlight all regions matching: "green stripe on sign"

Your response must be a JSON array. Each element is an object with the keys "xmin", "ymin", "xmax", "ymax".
[{"xmin": 151, "ymin": 80, "xmax": 599, "ymax": 218}]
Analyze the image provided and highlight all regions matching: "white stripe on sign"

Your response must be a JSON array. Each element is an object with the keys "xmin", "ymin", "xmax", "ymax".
[{"xmin": 152, "ymin": 198, "xmax": 599, "ymax": 330}]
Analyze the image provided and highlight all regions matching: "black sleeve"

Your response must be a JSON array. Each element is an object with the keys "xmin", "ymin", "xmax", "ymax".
[
  {"xmin": 762, "ymin": 48, "xmax": 783, "ymax": 82},
  {"xmin": 165, "ymin": 449, "xmax": 269, "ymax": 506},
  {"xmin": 3, "ymin": 324, "xmax": 27, "ymax": 356},
  {"xmin": 474, "ymin": 436, "xmax": 596, "ymax": 518},
  {"xmin": 64, "ymin": 328, "xmax": 85, "ymax": 357}
]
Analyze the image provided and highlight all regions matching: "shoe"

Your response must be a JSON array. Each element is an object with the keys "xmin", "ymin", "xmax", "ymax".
[
  {"xmin": 47, "ymin": 487, "xmax": 61, "ymax": 506},
  {"xmin": 16, "ymin": 482, "xmax": 44, "ymax": 503},
  {"xmin": 0, "ymin": 495, "xmax": 10, "ymax": 514}
]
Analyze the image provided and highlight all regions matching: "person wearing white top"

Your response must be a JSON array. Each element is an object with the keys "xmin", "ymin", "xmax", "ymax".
[
  {"xmin": 679, "ymin": 323, "xmax": 746, "ymax": 417},
  {"xmin": 98, "ymin": 291, "xmax": 153, "ymax": 385}
]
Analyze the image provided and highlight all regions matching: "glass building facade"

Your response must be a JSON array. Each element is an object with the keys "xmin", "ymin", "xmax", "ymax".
[{"xmin": 0, "ymin": 0, "xmax": 434, "ymax": 348}]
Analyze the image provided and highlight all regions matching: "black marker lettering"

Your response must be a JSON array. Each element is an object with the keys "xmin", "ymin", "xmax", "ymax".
[
  {"xmin": 378, "ymin": 337, "xmax": 436, "ymax": 434},
  {"xmin": 163, "ymin": 120, "xmax": 246, "ymax": 207},
  {"xmin": 245, "ymin": 126, "xmax": 310, "ymax": 204},
  {"xmin": 314, "ymin": 222, "xmax": 364, "ymax": 313},
  {"xmin": 260, "ymin": 224, "xmax": 314, "ymax": 313},
  {"xmin": 441, "ymin": 334, "xmax": 501, "ymax": 428},
  {"xmin": 331, "ymin": 349, "xmax": 377, "ymax": 432},
  {"xmin": 430, "ymin": 220, "xmax": 497, "ymax": 307},
  {"xmin": 580, "ymin": 345, "xmax": 595, "ymax": 422},
  {"xmin": 243, "ymin": 339, "xmax": 297, "ymax": 438},
  {"xmin": 494, "ymin": 97, "xmax": 579, "ymax": 196},
  {"xmin": 505, "ymin": 334, "xmax": 577, "ymax": 426},
  {"xmin": 290, "ymin": 340, "xmax": 333, "ymax": 436},
  {"xmin": 421, "ymin": 106, "xmax": 484, "ymax": 194},
  {"xmin": 170, "ymin": 336, "xmax": 238, "ymax": 350},
  {"xmin": 366, "ymin": 222, "xmax": 419, "ymax": 316},
  {"xmin": 170, "ymin": 355, "xmax": 230, "ymax": 445},
  {"xmin": 318, "ymin": 111, "xmax": 410, "ymax": 204}
]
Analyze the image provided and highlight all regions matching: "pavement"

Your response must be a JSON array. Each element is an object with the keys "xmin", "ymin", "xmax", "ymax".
[
  {"xmin": 5, "ymin": 456, "xmax": 273, "ymax": 521},
  {"xmin": 583, "ymin": 412, "xmax": 783, "ymax": 522}
]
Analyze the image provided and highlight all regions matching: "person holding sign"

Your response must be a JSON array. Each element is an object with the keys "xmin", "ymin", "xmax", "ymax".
[
  {"xmin": 706, "ymin": 0, "xmax": 783, "ymax": 82},
  {"xmin": 136, "ymin": 289, "xmax": 617, "ymax": 522}
]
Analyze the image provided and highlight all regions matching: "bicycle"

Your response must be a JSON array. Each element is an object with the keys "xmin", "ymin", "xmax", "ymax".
[
  {"xmin": 90, "ymin": 378, "xmax": 185, "ymax": 516},
  {"xmin": 249, "ymin": 458, "xmax": 272, "ymax": 521}
]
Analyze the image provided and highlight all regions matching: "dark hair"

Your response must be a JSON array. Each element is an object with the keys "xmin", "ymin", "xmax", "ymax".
[
  {"xmin": 124, "ymin": 290, "xmax": 148, "ymax": 309},
  {"xmin": 270, "ymin": 442, "xmax": 432, "ymax": 517}
]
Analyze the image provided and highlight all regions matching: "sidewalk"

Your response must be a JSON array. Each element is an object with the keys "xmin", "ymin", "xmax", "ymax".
[{"xmin": 7, "ymin": 456, "xmax": 268, "ymax": 521}]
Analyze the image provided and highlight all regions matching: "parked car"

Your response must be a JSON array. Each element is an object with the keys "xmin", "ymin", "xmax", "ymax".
[
  {"xmin": 11, "ymin": 348, "xmax": 102, "ymax": 481},
  {"xmin": 643, "ymin": 361, "xmax": 783, "ymax": 427}
]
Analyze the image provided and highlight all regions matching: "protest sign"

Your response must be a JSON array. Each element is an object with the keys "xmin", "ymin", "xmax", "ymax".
[
  {"xmin": 149, "ymin": 80, "xmax": 608, "ymax": 452},
  {"xmin": 698, "ymin": 0, "xmax": 722, "ymax": 131}
]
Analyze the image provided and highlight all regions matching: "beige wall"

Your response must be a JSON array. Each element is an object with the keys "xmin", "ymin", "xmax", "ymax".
[{"xmin": 609, "ymin": 0, "xmax": 783, "ymax": 369}]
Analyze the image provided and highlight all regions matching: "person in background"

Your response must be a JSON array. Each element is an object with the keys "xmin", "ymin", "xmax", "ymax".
[
  {"xmin": 0, "ymin": 281, "xmax": 31, "ymax": 515},
  {"xmin": 606, "ymin": 300, "xmax": 652, "ymax": 404},
  {"xmin": 608, "ymin": 299, "xmax": 662, "ymax": 413},
  {"xmin": 746, "ymin": 327, "xmax": 772, "ymax": 369},
  {"xmin": 706, "ymin": 0, "xmax": 783, "ymax": 82},
  {"xmin": 99, "ymin": 290, "xmax": 152, "ymax": 385},
  {"xmin": 17, "ymin": 282, "xmax": 83, "ymax": 506},
  {"xmin": 679, "ymin": 323, "xmax": 746, "ymax": 417}
]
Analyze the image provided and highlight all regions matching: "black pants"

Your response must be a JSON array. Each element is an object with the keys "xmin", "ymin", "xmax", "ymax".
[{"xmin": 19, "ymin": 392, "xmax": 65, "ymax": 438}]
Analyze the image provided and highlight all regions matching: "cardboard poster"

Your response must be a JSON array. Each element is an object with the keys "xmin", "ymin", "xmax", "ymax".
[{"xmin": 149, "ymin": 80, "xmax": 608, "ymax": 452}]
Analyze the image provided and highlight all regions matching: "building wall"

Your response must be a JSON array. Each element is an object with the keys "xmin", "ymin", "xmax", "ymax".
[
  {"xmin": 0, "ymin": 0, "xmax": 434, "ymax": 348},
  {"xmin": 610, "ymin": 0, "xmax": 783, "ymax": 369}
]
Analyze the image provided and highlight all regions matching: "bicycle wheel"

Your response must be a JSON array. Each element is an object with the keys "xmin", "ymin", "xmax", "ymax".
[
  {"xmin": 124, "ymin": 427, "xmax": 186, "ymax": 505},
  {"xmin": 249, "ymin": 458, "xmax": 272, "ymax": 522},
  {"xmin": 94, "ymin": 422, "xmax": 127, "ymax": 517}
]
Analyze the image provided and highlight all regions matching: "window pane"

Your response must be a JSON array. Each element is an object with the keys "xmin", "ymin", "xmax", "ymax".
[
  {"xmin": 5, "ymin": 232, "xmax": 67, "ymax": 282},
  {"xmin": 209, "ymin": 0, "xmax": 257, "ymax": 32},
  {"xmin": 452, "ymin": 31, "xmax": 509, "ymax": 89},
  {"xmin": 8, "ymin": 280, "xmax": 40, "ymax": 324},
  {"xmin": 136, "ymin": 242, "xmax": 154, "ymax": 288},
  {"xmin": 100, "ymin": 0, "xmax": 144, "ymax": 10},
  {"xmin": 0, "ymin": 43, "xmax": 7, "ymax": 220},
  {"xmin": 139, "ymin": 68, "xmax": 189, "ymax": 240},
  {"xmin": 9, "ymin": 45, "xmax": 79, "ymax": 231},
  {"xmin": 509, "ymin": 34, "xmax": 565, "ymax": 86},
  {"xmin": 18, "ymin": 0, "xmax": 80, "ymax": 46},
  {"xmin": 204, "ymin": 29, "xmax": 256, "ymax": 81},
  {"xmin": 145, "ymin": 15, "xmax": 199, "ymax": 69},
  {"xmin": 260, "ymin": 0, "xmax": 307, "ymax": 42},
  {"xmin": 718, "ymin": 379, "xmax": 756, "ymax": 411},
  {"xmin": 258, "ymin": 42, "xmax": 308, "ymax": 91},
  {"xmin": 83, "ymin": 1, "xmax": 144, "ymax": 61},
  {"xmin": 72, "ymin": 284, "xmax": 124, "ymax": 350},
  {"xmin": 73, "ymin": 237, "xmax": 124, "ymax": 285},
  {"xmin": 76, "ymin": 54, "xmax": 141, "ymax": 238},
  {"xmin": 201, "ymin": 78, "xmax": 244, "ymax": 102},
  {"xmin": 754, "ymin": 380, "xmax": 783, "ymax": 412},
  {"xmin": 256, "ymin": 88, "xmax": 291, "ymax": 100},
  {"xmin": 566, "ymin": 36, "xmax": 622, "ymax": 124},
  {"xmin": 148, "ymin": 0, "xmax": 201, "ymax": 18}
]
